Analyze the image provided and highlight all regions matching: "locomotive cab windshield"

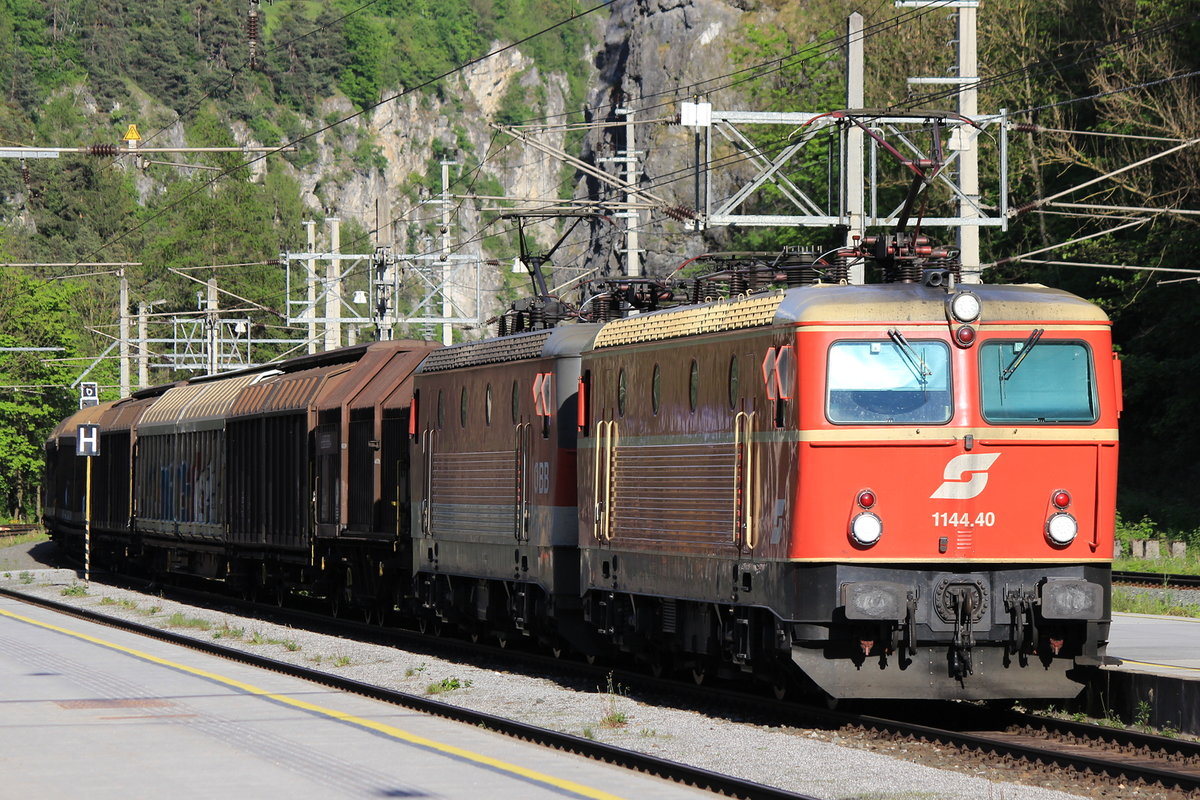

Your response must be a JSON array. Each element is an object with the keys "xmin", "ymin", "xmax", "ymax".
[
  {"xmin": 980, "ymin": 339, "xmax": 1098, "ymax": 423},
  {"xmin": 826, "ymin": 339, "xmax": 952, "ymax": 424}
]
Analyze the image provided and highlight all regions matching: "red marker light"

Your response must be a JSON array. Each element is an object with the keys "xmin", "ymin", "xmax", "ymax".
[
  {"xmin": 1052, "ymin": 490, "xmax": 1071, "ymax": 509},
  {"xmin": 955, "ymin": 325, "xmax": 976, "ymax": 346},
  {"xmin": 857, "ymin": 490, "xmax": 876, "ymax": 509}
]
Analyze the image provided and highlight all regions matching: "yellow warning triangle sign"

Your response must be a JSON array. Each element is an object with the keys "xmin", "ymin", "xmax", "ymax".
[{"xmin": 122, "ymin": 124, "xmax": 142, "ymax": 141}]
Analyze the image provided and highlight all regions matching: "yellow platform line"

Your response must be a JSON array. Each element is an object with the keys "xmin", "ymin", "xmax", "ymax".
[
  {"xmin": 0, "ymin": 606, "xmax": 628, "ymax": 800},
  {"xmin": 1115, "ymin": 658, "xmax": 1200, "ymax": 674}
]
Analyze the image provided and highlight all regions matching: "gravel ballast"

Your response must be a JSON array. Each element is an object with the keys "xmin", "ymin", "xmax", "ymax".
[{"xmin": 1, "ymin": 567, "xmax": 1104, "ymax": 800}]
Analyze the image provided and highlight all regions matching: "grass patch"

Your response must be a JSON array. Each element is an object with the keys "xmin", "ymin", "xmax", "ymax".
[
  {"xmin": 1112, "ymin": 589, "xmax": 1200, "ymax": 618},
  {"xmin": 166, "ymin": 612, "xmax": 212, "ymax": 631},
  {"xmin": 1113, "ymin": 555, "xmax": 1200, "ymax": 575},
  {"xmin": 597, "ymin": 671, "xmax": 629, "ymax": 729},
  {"xmin": 600, "ymin": 710, "xmax": 629, "ymax": 728},
  {"xmin": 405, "ymin": 663, "xmax": 428, "ymax": 678},
  {"xmin": 19, "ymin": 571, "xmax": 32, "ymax": 584},
  {"xmin": 2, "ymin": 531, "xmax": 49, "ymax": 548},
  {"xmin": 212, "ymin": 623, "xmax": 245, "ymax": 640},
  {"xmin": 426, "ymin": 677, "xmax": 472, "ymax": 694},
  {"xmin": 60, "ymin": 583, "xmax": 88, "ymax": 597},
  {"xmin": 333, "ymin": 655, "xmax": 351, "ymax": 667},
  {"xmin": 100, "ymin": 596, "xmax": 139, "ymax": 610},
  {"xmin": 142, "ymin": 605, "xmax": 162, "ymax": 616}
]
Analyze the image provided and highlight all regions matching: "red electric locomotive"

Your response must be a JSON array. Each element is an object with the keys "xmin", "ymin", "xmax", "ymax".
[
  {"xmin": 576, "ymin": 265, "xmax": 1117, "ymax": 700},
  {"xmin": 42, "ymin": 239, "xmax": 1117, "ymax": 703}
]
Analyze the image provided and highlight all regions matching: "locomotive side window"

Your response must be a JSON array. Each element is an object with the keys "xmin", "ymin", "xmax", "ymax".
[
  {"xmin": 827, "ymin": 340, "xmax": 952, "ymax": 424},
  {"xmin": 618, "ymin": 368, "xmax": 627, "ymax": 417},
  {"xmin": 437, "ymin": 389, "xmax": 445, "ymax": 429},
  {"xmin": 689, "ymin": 359, "xmax": 699, "ymax": 412},
  {"xmin": 485, "ymin": 383, "xmax": 493, "ymax": 426},
  {"xmin": 652, "ymin": 364, "xmax": 661, "ymax": 415},
  {"xmin": 511, "ymin": 380, "xmax": 519, "ymax": 424},
  {"xmin": 460, "ymin": 386, "xmax": 468, "ymax": 428},
  {"xmin": 979, "ymin": 340, "xmax": 1097, "ymax": 423}
]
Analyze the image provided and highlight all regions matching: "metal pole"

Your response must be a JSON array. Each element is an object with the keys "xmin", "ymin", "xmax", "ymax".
[
  {"xmin": 84, "ymin": 456, "xmax": 92, "ymax": 586},
  {"xmin": 623, "ymin": 108, "xmax": 640, "ymax": 277},
  {"xmin": 440, "ymin": 162, "xmax": 453, "ymax": 346},
  {"xmin": 325, "ymin": 217, "xmax": 341, "ymax": 351},
  {"xmin": 305, "ymin": 220, "xmax": 318, "ymax": 355},
  {"xmin": 137, "ymin": 301, "xmax": 149, "ymax": 389},
  {"xmin": 845, "ymin": 12, "xmax": 865, "ymax": 284},
  {"xmin": 118, "ymin": 269, "xmax": 130, "ymax": 396},
  {"xmin": 957, "ymin": 3, "xmax": 981, "ymax": 283},
  {"xmin": 206, "ymin": 275, "xmax": 219, "ymax": 374}
]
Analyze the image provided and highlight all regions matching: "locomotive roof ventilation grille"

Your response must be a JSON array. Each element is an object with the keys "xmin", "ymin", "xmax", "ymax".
[
  {"xmin": 593, "ymin": 292, "xmax": 785, "ymax": 348},
  {"xmin": 422, "ymin": 329, "xmax": 555, "ymax": 372}
]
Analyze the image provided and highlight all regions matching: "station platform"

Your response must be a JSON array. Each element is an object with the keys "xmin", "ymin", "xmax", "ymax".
[
  {"xmin": 1085, "ymin": 612, "xmax": 1200, "ymax": 734},
  {"xmin": 0, "ymin": 594, "xmax": 714, "ymax": 800}
]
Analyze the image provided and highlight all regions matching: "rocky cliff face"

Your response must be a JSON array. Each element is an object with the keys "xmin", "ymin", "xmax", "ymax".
[
  {"xmin": 267, "ymin": 0, "xmax": 762, "ymax": 330},
  {"xmin": 580, "ymin": 0, "xmax": 757, "ymax": 276}
]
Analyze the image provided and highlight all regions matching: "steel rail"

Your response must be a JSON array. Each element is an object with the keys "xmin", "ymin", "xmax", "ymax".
[
  {"xmin": 1113, "ymin": 570, "xmax": 1200, "ymax": 589},
  {"xmin": 16, "ymin": 567, "xmax": 1200, "ymax": 795},
  {"xmin": 0, "ymin": 585, "xmax": 818, "ymax": 800}
]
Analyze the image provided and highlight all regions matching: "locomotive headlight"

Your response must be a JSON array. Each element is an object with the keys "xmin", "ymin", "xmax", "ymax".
[
  {"xmin": 850, "ymin": 512, "xmax": 883, "ymax": 546},
  {"xmin": 1046, "ymin": 512, "xmax": 1078, "ymax": 546},
  {"xmin": 948, "ymin": 291, "xmax": 982, "ymax": 323}
]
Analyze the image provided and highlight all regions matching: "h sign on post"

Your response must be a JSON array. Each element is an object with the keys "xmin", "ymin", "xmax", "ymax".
[{"xmin": 76, "ymin": 424, "xmax": 100, "ymax": 457}]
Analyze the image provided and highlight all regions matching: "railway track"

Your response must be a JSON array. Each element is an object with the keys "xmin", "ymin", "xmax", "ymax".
[
  {"xmin": 1113, "ymin": 570, "xmax": 1200, "ymax": 590},
  {"xmin": 0, "ymin": 524, "xmax": 41, "ymax": 541},
  {"xmin": 9, "ymin": 572, "xmax": 1200, "ymax": 798},
  {"xmin": 0, "ymin": 582, "xmax": 818, "ymax": 800}
]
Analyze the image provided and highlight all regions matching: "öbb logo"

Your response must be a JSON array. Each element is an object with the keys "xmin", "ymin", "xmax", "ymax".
[{"xmin": 930, "ymin": 453, "xmax": 1001, "ymax": 500}]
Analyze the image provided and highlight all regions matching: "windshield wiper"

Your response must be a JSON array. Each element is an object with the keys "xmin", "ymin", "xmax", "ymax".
[
  {"xmin": 888, "ymin": 329, "xmax": 931, "ymax": 384},
  {"xmin": 1001, "ymin": 328, "xmax": 1044, "ymax": 381}
]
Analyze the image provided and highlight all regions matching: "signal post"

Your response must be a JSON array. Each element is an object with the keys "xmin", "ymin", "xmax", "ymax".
[{"xmin": 76, "ymin": 424, "xmax": 100, "ymax": 585}]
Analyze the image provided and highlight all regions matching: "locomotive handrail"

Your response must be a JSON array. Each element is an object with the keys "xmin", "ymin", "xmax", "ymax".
[
  {"xmin": 514, "ymin": 422, "xmax": 531, "ymax": 542},
  {"xmin": 421, "ymin": 429, "xmax": 436, "ymax": 537},
  {"xmin": 735, "ymin": 411, "xmax": 757, "ymax": 550},
  {"xmin": 592, "ymin": 420, "xmax": 618, "ymax": 541}
]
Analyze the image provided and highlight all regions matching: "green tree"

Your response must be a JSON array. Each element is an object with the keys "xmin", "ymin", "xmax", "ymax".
[{"xmin": 0, "ymin": 270, "xmax": 81, "ymax": 520}]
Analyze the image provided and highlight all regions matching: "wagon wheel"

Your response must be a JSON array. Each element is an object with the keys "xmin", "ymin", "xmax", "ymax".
[{"xmin": 646, "ymin": 655, "xmax": 667, "ymax": 678}]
